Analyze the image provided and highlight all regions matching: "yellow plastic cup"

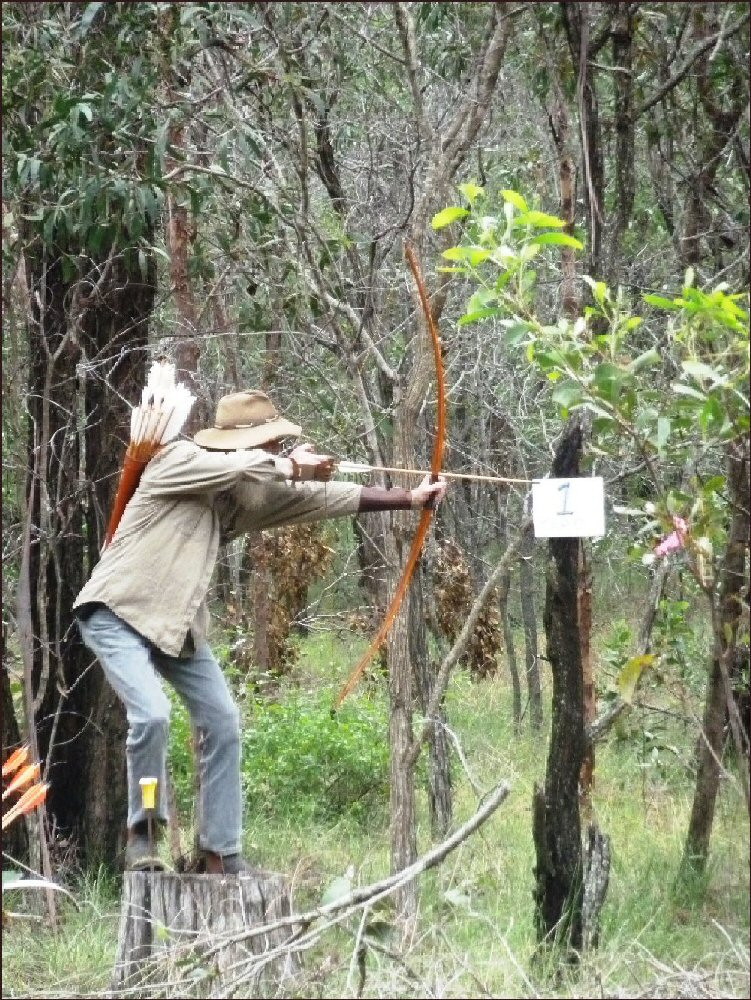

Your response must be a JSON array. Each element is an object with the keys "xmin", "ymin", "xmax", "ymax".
[{"xmin": 139, "ymin": 776, "xmax": 158, "ymax": 811}]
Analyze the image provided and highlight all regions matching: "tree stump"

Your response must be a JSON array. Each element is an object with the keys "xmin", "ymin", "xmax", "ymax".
[{"xmin": 113, "ymin": 870, "xmax": 298, "ymax": 997}]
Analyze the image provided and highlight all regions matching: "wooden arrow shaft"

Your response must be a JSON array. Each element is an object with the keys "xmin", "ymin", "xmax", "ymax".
[{"xmin": 338, "ymin": 462, "xmax": 533, "ymax": 485}]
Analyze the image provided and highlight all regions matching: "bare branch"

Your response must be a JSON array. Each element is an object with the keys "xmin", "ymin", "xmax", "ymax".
[
  {"xmin": 635, "ymin": 12, "xmax": 750, "ymax": 119},
  {"xmin": 394, "ymin": 4, "xmax": 432, "ymax": 145}
]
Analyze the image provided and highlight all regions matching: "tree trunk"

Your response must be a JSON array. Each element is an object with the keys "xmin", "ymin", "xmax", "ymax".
[
  {"xmin": 387, "ymin": 554, "xmax": 417, "ymax": 919},
  {"xmin": 681, "ymin": 438, "xmax": 750, "ymax": 877},
  {"xmin": 533, "ymin": 417, "xmax": 587, "ymax": 953},
  {"xmin": 114, "ymin": 870, "xmax": 296, "ymax": 996},
  {"xmin": 22, "ymin": 230, "xmax": 154, "ymax": 867},
  {"xmin": 249, "ymin": 532, "xmax": 273, "ymax": 676},
  {"xmin": 352, "ymin": 512, "xmax": 391, "ymax": 639},
  {"xmin": 609, "ymin": 1, "xmax": 636, "ymax": 284},
  {"xmin": 412, "ymin": 574, "xmax": 453, "ymax": 839},
  {"xmin": 680, "ymin": 8, "xmax": 747, "ymax": 270},
  {"xmin": 578, "ymin": 543, "xmax": 596, "ymax": 811},
  {"xmin": 158, "ymin": 2, "xmax": 205, "ymax": 433},
  {"xmin": 519, "ymin": 511, "xmax": 543, "ymax": 731},
  {"xmin": 499, "ymin": 573, "xmax": 521, "ymax": 732},
  {"xmin": 498, "ymin": 494, "xmax": 522, "ymax": 731},
  {"xmin": 548, "ymin": 84, "xmax": 579, "ymax": 319},
  {"xmin": 560, "ymin": 1, "xmax": 605, "ymax": 279}
]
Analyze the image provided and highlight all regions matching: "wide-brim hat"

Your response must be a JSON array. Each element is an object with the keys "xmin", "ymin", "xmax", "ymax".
[{"xmin": 194, "ymin": 390, "xmax": 302, "ymax": 450}]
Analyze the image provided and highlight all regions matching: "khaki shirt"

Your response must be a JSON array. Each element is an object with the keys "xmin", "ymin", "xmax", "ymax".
[{"xmin": 74, "ymin": 440, "xmax": 362, "ymax": 656}]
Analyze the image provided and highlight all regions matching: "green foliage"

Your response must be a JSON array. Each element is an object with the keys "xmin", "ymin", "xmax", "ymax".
[
  {"xmin": 2, "ymin": 4, "xmax": 166, "ymax": 258},
  {"xmin": 441, "ymin": 185, "xmax": 749, "ymax": 595},
  {"xmin": 167, "ymin": 679, "xmax": 394, "ymax": 829},
  {"xmin": 166, "ymin": 690, "xmax": 196, "ymax": 819},
  {"xmin": 652, "ymin": 597, "xmax": 709, "ymax": 694},
  {"xmin": 241, "ymin": 691, "xmax": 391, "ymax": 825},
  {"xmin": 1, "ymin": 870, "xmax": 118, "ymax": 994}
]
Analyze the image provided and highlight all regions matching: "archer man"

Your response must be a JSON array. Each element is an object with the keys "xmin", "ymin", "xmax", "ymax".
[{"xmin": 74, "ymin": 389, "xmax": 447, "ymax": 874}]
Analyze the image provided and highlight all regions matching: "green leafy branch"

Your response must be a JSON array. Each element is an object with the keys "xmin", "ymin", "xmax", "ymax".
[{"xmin": 434, "ymin": 185, "xmax": 749, "ymax": 589}]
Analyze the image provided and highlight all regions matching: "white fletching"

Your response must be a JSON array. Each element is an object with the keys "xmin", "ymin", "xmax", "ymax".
[{"xmin": 130, "ymin": 361, "xmax": 196, "ymax": 447}]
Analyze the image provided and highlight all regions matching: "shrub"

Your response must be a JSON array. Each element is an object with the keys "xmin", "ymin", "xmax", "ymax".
[{"xmin": 241, "ymin": 692, "xmax": 391, "ymax": 825}]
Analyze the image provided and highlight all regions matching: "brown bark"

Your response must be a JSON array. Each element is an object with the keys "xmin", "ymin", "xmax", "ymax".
[
  {"xmin": 519, "ymin": 515, "xmax": 543, "ymax": 731},
  {"xmin": 412, "ymin": 573, "xmax": 453, "ymax": 840},
  {"xmin": 387, "ymin": 572, "xmax": 418, "ymax": 919},
  {"xmin": 548, "ymin": 91, "xmax": 580, "ymax": 319},
  {"xmin": 681, "ymin": 439, "xmax": 750, "ymax": 876},
  {"xmin": 499, "ymin": 571, "xmax": 522, "ymax": 732},
  {"xmin": 114, "ymin": 869, "xmax": 295, "ymax": 991},
  {"xmin": 497, "ymin": 491, "xmax": 521, "ymax": 731},
  {"xmin": 22, "ymin": 225, "xmax": 154, "ymax": 866},
  {"xmin": 578, "ymin": 544, "xmax": 595, "ymax": 811},
  {"xmin": 559, "ymin": 2, "xmax": 605, "ymax": 279},
  {"xmin": 610, "ymin": 1, "xmax": 636, "ymax": 283},
  {"xmin": 158, "ymin": 3, "xmax": 205, "ymax": 434},
  {"xmin": 249, "ymin": 533, "xmax": 273, "ymax": 676}
]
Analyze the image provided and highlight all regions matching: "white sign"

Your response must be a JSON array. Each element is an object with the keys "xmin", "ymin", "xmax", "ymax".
[{"xmin": 532, "ymin": 477, "xmax": 605, "ymax": 538}]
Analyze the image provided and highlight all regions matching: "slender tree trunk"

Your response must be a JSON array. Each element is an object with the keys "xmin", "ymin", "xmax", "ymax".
[
  {"xmin": 158, "ymin": 2, "xmax": 205, "ymax": 433},
  {"xmin": 249, "ymin": 533, "xmax": 272, "ymax": 675},
  {"xmin": 412, "ymin": 571, "xmax": 453, "ymax": 839},
  {"xmin": 497, "ymin": 492, "xmax": 521, "ymax": 731},
  {"xmin": 681, "ymin": 439, "xmax": 750, "ymax": 876},
  {"xmin": 578, "ymin": 544, "xmax": 595, "ymax": 810},
  {"xmin": 387, "ymin": 546, "xmax": 417, "ymax": 918},
  {"xmin": 680, "ymin": 7, "xmax": 746, "ymax": 269},
  {"xmin": 609, "ymin": 1, "xmax": 635, "ymax": 284},
  {"xmin": 560, "ymin": 1, "xmax": 604, "ymax": 279},
  {"xmin": 520, "ymin": 509, "xmax": 543, "ymax": 731},
  {"xmin": 548, "ymin": 81, "xmax": 579, "ymax": 319}
]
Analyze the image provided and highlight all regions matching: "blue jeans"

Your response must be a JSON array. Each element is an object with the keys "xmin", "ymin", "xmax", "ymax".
[{"xmin": 77, "ymin": 606, "xmax": 241, "ymax": 855}]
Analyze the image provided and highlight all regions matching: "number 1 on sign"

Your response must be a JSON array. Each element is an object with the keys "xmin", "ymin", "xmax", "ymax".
[{"xmin": 557, "ymin": 481, "xmax": 573, "ymax": 516}]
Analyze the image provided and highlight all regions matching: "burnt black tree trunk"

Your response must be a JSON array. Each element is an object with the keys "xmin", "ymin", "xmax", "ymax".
[
  {"xmin": 23, "ymin": 232, "xmax": 154, "ymax": 867},
  {"xmin": 532, "ymin": 417, "xmax": 587, "ymax": 952}
]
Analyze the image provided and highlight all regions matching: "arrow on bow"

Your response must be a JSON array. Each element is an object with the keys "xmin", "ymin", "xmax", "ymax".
[
  {"xmin": 336, "ymin": 461, "xmax": 532, "ymax": 486},
  {"xmin": 334, "ymin": 241, "xmax": 446, "ymax": 709}
]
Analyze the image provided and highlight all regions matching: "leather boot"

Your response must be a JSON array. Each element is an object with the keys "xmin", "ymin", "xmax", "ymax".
[
  {"xmin": 199, "ymin": 850, "xmax": 258, "ymax": 876},
  {"xmin": 125, "ymin": 820, "xmax": 167, "ymax": 871}
]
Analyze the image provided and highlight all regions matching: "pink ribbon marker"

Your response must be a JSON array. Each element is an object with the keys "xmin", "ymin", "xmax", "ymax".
[{"xmin": 654, "ymin": 516, "xmax": 688, "ymax": 558}]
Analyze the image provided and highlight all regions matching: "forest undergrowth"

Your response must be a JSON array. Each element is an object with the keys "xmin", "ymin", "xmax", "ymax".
[{"xmin": 2, "ymin": 621, "xmax": 749, "ymax": 999}]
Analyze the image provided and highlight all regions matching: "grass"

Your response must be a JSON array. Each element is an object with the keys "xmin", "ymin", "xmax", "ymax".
[{"xmin": 2, "ymin": 623, "xmax": 749, "ymax": 998}]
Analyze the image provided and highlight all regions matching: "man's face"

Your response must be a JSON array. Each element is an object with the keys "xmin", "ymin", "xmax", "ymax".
[{"xmin": 261, "ymin": 438, "xmax": 284, "ymax": 454}]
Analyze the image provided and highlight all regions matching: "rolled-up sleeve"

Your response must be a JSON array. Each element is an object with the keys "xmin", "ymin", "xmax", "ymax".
[{"xmin": 220, "ymin": 480, "xmax": 363, "ymax": 539}]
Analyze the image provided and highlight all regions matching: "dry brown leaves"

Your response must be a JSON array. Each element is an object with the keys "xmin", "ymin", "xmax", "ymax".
[{"xmin": 433, "ymin": 539, "xmax": 502, "ymax": 679}]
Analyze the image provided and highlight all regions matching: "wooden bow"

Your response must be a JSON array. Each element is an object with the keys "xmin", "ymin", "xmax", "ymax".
[{"xmin": 335, "ymin": 241, "xmax": 446, "ymax": 708}]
